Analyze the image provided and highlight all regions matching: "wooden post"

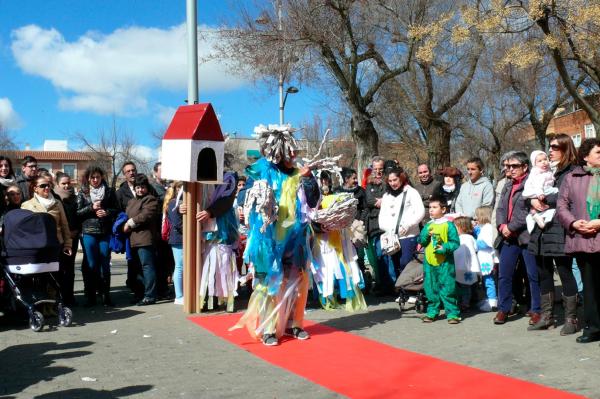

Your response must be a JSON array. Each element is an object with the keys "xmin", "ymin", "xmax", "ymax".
[
  {"xmin": 183, "ymin": 182, "xmax": 198, "ymax": 313},
  {"xmin": 194, "ymin": 183, "xmax": 203, "ymax": 313}
]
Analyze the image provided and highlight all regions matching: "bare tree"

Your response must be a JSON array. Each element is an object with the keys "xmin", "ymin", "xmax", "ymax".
[
  {"xmin": 456, "ymin": 83, "xmax": 530, "ymax": 182},
  {"xmin": 479, "ymin": 1, "xmax": 600, "ymax": 131},
  {"xmin": 223, "ymin": 134, "xmax": 249, "ymax": 173},
  {"xmin": 0, "ymin": 123, "xmax": 17, "ymax": 151},
  {"xmin": 72, "ymin": 117, "xmax": 152, "ymax": 188},
  {"xmin": 216, "ymin": 0, "xmax": 418, "ymax": 173},
  {"xmin": 217, "ymin": 0, "xmax": 492, "ymax": 172}
]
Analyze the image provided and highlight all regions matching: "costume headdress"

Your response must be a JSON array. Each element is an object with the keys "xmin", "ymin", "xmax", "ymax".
[{"xmin": 254, "ymin": 124, "xmax": 298, "ymax": 164}]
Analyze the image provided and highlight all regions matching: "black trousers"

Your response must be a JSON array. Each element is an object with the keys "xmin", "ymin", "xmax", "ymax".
[
  {"xmin": 576, "ymin": 253, "xmax": 600, "ymax": 334},
  {"xmin": 58, "ymin": 238, "xmax": 79, "ymax": 304},
  {"xmin": 536, "ymin": 255, "xmax": 578, "ymax": 297}
]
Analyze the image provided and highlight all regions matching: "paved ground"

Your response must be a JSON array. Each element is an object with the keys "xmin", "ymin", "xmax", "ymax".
[{"xmin": 1, "ymin": 253, "xmax": 599, "ymax": 399}]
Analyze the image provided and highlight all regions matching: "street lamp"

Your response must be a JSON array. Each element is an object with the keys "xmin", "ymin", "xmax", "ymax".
[
  {"xmin": 255, "ymin": 0, "xmax": 290, "ymax": 125},
  {"xmin": 281, "ymin": 86, "xmax": 299, "ymax": 124}
]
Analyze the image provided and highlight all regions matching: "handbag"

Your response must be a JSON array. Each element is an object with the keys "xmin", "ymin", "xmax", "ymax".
[
  {"xmin": 161, "ymin": 213, "xmax": 171, "ymax": 241},
  {"xmin": 380, "ymin": 191, "xmax": 407, "ymax": 256}
]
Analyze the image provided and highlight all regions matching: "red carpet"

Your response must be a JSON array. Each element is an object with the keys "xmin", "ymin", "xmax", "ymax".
[{"xmin": 189, "ymin": 314, "xmax": 587, "ymax": 399}]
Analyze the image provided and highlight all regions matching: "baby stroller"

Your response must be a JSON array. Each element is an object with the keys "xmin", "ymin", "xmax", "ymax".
[
  {"xmin": 1, "ymin": 209, "xmax": 72, "ymax": 331},
  {"xmin": 395, "ymin": 252, "xmax": 427, "ymax": 314}
]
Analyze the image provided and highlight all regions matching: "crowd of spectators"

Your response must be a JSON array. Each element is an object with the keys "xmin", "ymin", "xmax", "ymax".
[{"xmin": 2, "ymin": 134, "xmax": 600, "ymax": 345}]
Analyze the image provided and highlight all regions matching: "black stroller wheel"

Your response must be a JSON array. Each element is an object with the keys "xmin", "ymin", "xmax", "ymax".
[
  {"xmin": 29, "ymin": 311, "xmax": 44, "ymax": 332},
  {"xmin": 59, "ymin": 307, "xmax": 73, "ymax": 327}
]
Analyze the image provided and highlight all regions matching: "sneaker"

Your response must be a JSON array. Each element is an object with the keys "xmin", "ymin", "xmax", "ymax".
[
  {"xmin": 448, "ymin": 318, "xmax": 461, "ymax": 324},
  {"xmin": 286, "ymin": 327, "xmax": 310, "ymax": 340},
  {"xmin": 478, "ymin": 300, "xmax": 492, "ymax": 312},
  {"xmin": 407, "ymin": 296, "xmax": 417, "ymax": 304},
  {"xmin": 262, "ymin": 334, "xmax": 278, "ymax": 346},
  {"xmin": 174, "ymin": 297, "xmax": 184, "ymax": 305},
  {"xmin": 394, "ymin": 296, "xmax": 402, "ymax": 303},
  {"xmin": 421, "ymin": 316, "xmax": 435, "ymax": 323},
  {"xmin": 137, "ymin": 297, "xmax": 156, "ymax": 306}
]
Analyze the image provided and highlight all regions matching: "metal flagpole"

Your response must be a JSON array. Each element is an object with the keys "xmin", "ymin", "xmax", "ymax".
[{"xmin": 183, "ymin": 0, "xmax": 200, "ymax": 313}]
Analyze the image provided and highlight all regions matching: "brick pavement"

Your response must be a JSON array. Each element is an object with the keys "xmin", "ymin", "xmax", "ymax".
[{"xmin": 1, "ymin": 253, "xmax": 598, "ymax": 398}]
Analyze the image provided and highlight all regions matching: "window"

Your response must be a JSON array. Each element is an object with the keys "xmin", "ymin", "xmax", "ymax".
[
  {"xmin": 585, "ymin": 123, "xmax": 596, "ymax": 139},
  {"xmin": 62, "ymin": 163, "xmax": 77, "ymax": 179},
  {"xmin": 37, "ymin": 163, "xmax": 52, "ymax": 173},
  {"xmin": 572, "ymin": 134, "xmax": 582, "ymax": 148}
]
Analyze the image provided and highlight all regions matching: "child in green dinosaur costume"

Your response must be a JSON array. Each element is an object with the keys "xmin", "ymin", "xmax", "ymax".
[{"xmin": 419, "ymin": 196, "xmax": 461, "ymax": 324}]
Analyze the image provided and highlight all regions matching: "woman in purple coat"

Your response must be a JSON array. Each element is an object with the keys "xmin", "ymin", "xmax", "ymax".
[{"xmin": 558, "ymin": 138, "xmax": 600, "ymax": 343}]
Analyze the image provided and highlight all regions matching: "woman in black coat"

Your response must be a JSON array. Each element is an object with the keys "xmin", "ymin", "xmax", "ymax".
[
  {"xmin": 77, "ymin": 165, "xmax": 119, "ymax": 306},
  {"xmin": 434, "ymin": 167, "xmax": 462, "ymax": 213},
  {"xmin": 527, "ymin": 134, "xmax": 579, "ymax": 333}
]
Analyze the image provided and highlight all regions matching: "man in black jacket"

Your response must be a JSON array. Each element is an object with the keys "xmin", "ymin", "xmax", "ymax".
[
  {"xmin": 16, "ymin": 155, "xmax": 38, "ymax": 201},
  {"xmin": 365, "ymin": 156, "xmax": 388, "ymax": 295}
]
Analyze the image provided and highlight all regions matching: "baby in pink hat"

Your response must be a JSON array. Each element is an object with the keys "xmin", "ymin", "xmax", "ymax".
[{"xmin": 522, "ymin": 150, "xmax": 558, "ymax": 231}]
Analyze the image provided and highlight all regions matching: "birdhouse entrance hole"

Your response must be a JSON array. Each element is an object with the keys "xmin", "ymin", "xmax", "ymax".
[{"xmin": 197, "ymin": 147, "xmax": 217, "ymax": 181}]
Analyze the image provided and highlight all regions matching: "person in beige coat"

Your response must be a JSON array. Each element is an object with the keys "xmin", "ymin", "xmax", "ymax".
[{"xmin": 21, "ymin": 175, "xmax": 72, "ymax": 256}]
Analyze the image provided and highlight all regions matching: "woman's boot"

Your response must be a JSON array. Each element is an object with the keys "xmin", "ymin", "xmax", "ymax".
[
  {"xmin": 82, "ymin": 266, "xmax": 97, "ymax": 307},
  {"xmin": 528, "ymin": 292, "xmax": 555, "ymax": 330},
  {"xmin": 560, "ymin": 295, "xmax": 579, "ymax": 335},
  {"xmin": 102, "ymin": 275, "xmax": 115, "ymax": 307}
]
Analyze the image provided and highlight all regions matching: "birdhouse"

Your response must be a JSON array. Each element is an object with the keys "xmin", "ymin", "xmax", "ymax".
[{"xmin": 161, "ymin": 103, "xmax": 225, "ymax": 183}]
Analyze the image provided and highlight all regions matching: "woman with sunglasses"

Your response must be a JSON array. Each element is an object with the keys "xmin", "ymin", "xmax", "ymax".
[
  {"xmin": 557, "ymin": 138, "xmax": 600, "ymax": 344},
  {"xmin": 21, "ymin": 175, "xmax": 72, "ymax": 258},
  {"xmin": 493, "ymin": 151, "xmax": 541, "ymax": 327},
  {"xmin": 527, "ymin": 134, "xmax": 579, "ymax": 334}
]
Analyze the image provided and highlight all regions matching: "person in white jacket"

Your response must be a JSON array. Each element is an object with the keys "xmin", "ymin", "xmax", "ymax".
[{"xmin": 378, "ymin": 167, "xmax": 425, "ymax": 292}]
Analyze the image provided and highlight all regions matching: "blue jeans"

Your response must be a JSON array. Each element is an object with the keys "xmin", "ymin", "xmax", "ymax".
[
  {"xmin": 572, "ymin": 258, "xmax": 584, "ymax": 293},
  {"xmin": 82, "ymin": 234, "xmax": 111, "ymax": 278},
  {"xmin": 383, "ymin": 236, "xmax": 418, "ymax": 284},
  {"xmin": 171, "ymin": 244, "xmax": 183, "ymax": 299},
  {"xmin": 483, "ymin": 274, "xmax": 497, "ymax": 300},
  {"xmin": 135, "ymin": 246, "xmax": 157, "ymax": 300},
  {"xmin": 457, "ymin": 283, "xmax": 472, "ymax": 306},
  {"xmin": 498, "ymin": 241, "xmax": 541, "ymax": 313}
]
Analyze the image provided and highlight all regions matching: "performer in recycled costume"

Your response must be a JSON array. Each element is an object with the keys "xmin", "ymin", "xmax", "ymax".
[
  {"xmin": 310, "ymin": 185, "xmax": 367, "ymax": 311},
  {"xmin": 197, "ymin": 171, "xmax": 240, "ymax": 312},
  {"xmin": 230, "ymin": 124, "xmax": 320, "ymax": 346}
]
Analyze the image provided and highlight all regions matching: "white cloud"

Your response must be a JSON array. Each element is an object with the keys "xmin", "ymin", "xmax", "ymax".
[
  {"xmin": 11, "ymin": 23, "xmax": 247, "ymax": 115},
  {"xmin": 131, "ymin": 144, "xmax": 159, "ymax": 162},
  {"xmin": 155, "ymin": 105, "xmax": 177, "ymax": 126},
  {"xmin": 0, "ymin": 97, "xmax": 22, "ymax": 129}
]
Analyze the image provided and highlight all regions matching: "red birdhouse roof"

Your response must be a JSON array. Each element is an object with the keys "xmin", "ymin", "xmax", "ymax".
[{"xmin": 163, "ymin": 103, "xmax": 224, "ymax": 141}]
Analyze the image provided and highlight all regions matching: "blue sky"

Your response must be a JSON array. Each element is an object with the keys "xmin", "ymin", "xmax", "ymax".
[{"xmin": 0, "ymin": 1, "xmax": 327, "ymax": 159}]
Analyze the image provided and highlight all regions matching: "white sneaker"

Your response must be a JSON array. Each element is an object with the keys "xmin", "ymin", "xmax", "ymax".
[
  {"xmin": 407, "ymin": 296, "xmax": 417, "ymax": 304},
  {"xmin": 174, "ymin": 297, "xmax": 184, "ymax": 305},
  {"xmin": 394, "ymin": 296, "xmax": 402, "ymax": 303},
  {"xmin": 478, "ymin": 300, "xmax": 492, "ymax": 312}
]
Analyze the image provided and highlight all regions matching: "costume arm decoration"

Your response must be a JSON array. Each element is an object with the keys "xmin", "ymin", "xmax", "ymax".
[{"xmin": 243, "ymin": 180, "xmax": 278, "ymax": 233}]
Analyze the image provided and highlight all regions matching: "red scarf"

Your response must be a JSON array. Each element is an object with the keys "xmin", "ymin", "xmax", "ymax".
[{"xmin": 507, "ymin": 173, "xmax": 528, "ymax": 222}]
